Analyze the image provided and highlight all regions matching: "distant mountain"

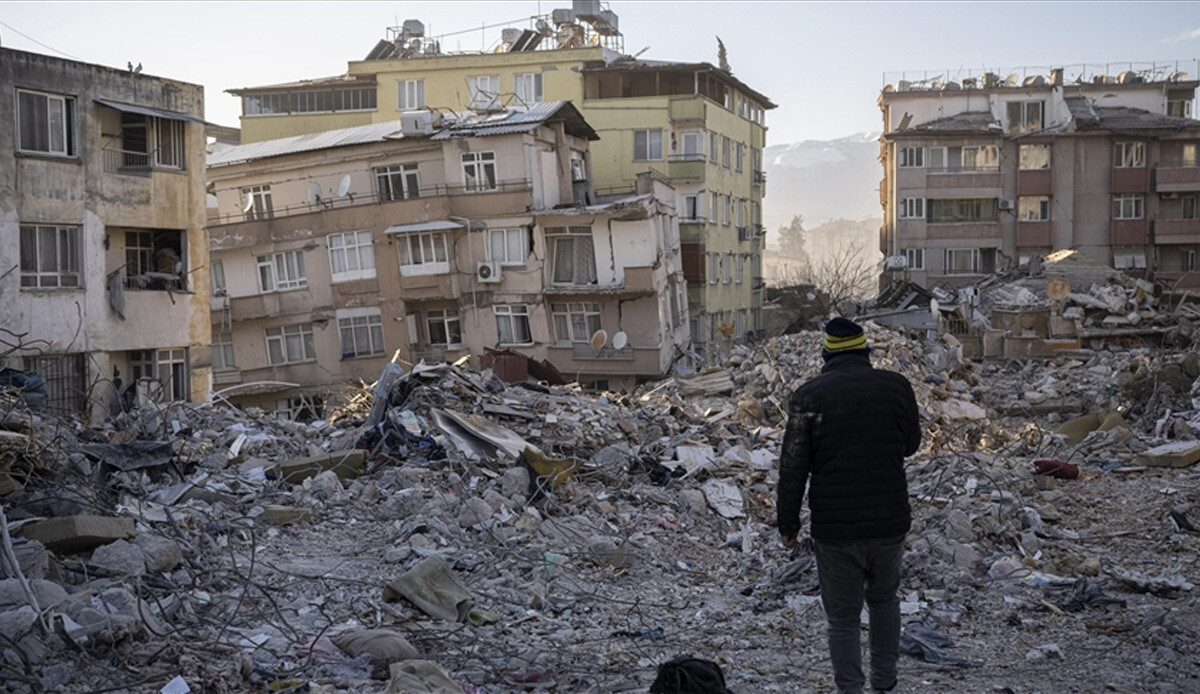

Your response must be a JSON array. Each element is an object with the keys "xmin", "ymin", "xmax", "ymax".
[{"xmin": 762, "ymin": 133, "xmax": 882, "ymax": 243}]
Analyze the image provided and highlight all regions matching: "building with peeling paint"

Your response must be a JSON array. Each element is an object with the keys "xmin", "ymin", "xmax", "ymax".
[
  {"xmin": 205, "ymin": 102, "xmax": 687, "ymax": 412},
  {"xmin": 0, "ymin": 48, "xmax": 210, "ymax": 420},
  {"xmin": 879, "ymin": 62, "xmax": 1200, "ymax": 290}
]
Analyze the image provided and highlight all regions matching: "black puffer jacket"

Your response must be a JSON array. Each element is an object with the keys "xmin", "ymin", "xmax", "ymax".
[{"xmin": 776, "ymin": 352, "xmax": 921, "ymax": 541}]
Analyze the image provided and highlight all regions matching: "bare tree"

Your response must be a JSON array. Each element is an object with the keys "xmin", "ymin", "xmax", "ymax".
[{"xmin": 804, "ymin": 240, "xmax": 878, "ymax": 316}]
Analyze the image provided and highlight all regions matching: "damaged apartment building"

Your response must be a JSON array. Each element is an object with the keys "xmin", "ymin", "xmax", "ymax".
[
  {"xmin": 205, "ymin": 101, "xmax": 688, "ymax": 413},
  {"xmin": 0, "ymin": 48, "xmax": 210, "ymax": 421},
  {"xmin": 224, "ymin": 0, "xmax": 774, "ymax": 349},
  {"xmin": 878, "ymin": 61, "xmax": 1200, "ymax": 290}
]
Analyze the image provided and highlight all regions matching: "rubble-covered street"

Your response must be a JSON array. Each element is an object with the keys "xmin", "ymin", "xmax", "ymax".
[{"xmin": 3, "ymin": 297, "xmax": 1200, "ymax": 692}]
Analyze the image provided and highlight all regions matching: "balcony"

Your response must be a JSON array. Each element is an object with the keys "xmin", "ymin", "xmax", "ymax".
[
  {"xmin": 212, "ymin": 368, "xmax": 242, "ymax": 386},
  {"xmin": 1017, "ymin": 221, "xmax": 1052, "ymax": 247},
  {"xmin": 1017, "ymin": 169, "xmax": 1052, "ymax": 195},
  {"xmin": 926, "ymin": 167, "xmax": 1002, "ymax": 192},
  {"xmin": 926, "ymin": 221, "xmax": 1002, "ymax": 240},
  {"xmin": 1156, "ymin": 165, "xmax": 1200, "ymax": 193},
  {"xmin": 397, "ymin": 272, "xmax": 459, "ymax": 302},
  {"xmin": 543, "ymin": 265, "xmax": 657, "ymax": 297},
  {"xmin": 667, "ymin": 154, "xmax": 707, "ymax": 181},
  {"xmin": 1155, "ymin": 216, "xmax": 1200, "ymax": 244},
  {"xmin": 1112, "ymin": 167, "xmax": 1150, "ymax": 194},
  {"xmin": 229, "ymin": 291, "xmax": 315, "ymax": 322},
  {"xmin": 1111, "ymin": 219, "xmax": 1149, "ymax": 245}
]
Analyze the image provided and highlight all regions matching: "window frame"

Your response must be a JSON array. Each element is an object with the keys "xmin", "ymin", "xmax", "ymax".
[
  {"xmin": 265, "ymin": 323, "xmax": 317, "ymax": 365},
  {"xmin": 513, "ymin": 72, "xmax": 543, "ymax": 105},
  {"xmin": 905, "ymin": 248, "xmax": 925, "ymax": 271},
  {"xmin": 944, "ymin": 248, "xmax": 981, "ymax": 275},
  {"xmin": 488, "ymin": 227, "xmax": 529, "ymax": 266},
  {"xmin": 19, "ymin": 224, "xmax": 81, "ymax": 289},
  {"xmin": 398, "ymin": 79, "xmax": 426, "ymax": 110},
  {"xmin": 494, "ymin": 304, "xmax": 533, "ymax": 346},
  {"xmin": 1114, "ymin": 141, "xmax": 1146, "ymax": 169},
  {"xmin": 337, "ymin": 308, "xmax": 385, "ymax": 359},
  {"xmin": 550, "ymin": 301, "xmax": 602, "ymax": 344},
  {"xmin": 1018, "ymin": 196, "xmax": 1051, "ymax": 222},
  {"xmin": 376, "ymin": 163, "xmax": 421, "ymax": 201},
  {"xmin": 396, "ymin": 231, "xmax": 451, "ymax": 276},
  {"xmin": 212, "ymin": 331, "xmax": 236, "ymax": 371},
  {"xmin": 633, "ymin": 128, "xmax": 664, "ymax": 161},
  {"xmin": 709, "ymin": 132, "xmax": 719, "ymax": 163},
  {"xmin": 1112, "ymin": 194, "xmax": 1145, "ymax": 220},
  {"xmin": 1007, "ymin": 100, "xmax": 1044, "ymax": 134},
  {"xmin": 898, "ymin": 146, "xmax": 924, "ymax": 168},
  {"xmin": 242, "ymin": 185, "xmax": 274, "ymax": 221},
  {"xmin": 467, "ymin": 74, "xmax": 500, "ymax": 109},
  {"xmin": 1019, "ymin": 144, "xmax": 1051, "ymax": 170},
  {"xmin": 548, "ymin": 226, "xmax": 598, "ymax": 285},
  {"xmin": 461, "ymin": 151, "xmax": 497, "ymax": 192},
  {"xmin": 257, "ymin": 250, "xmax": 307, "ymax": 292},
  {"xmin": 898, "ymin": 197, "xmax": 925, "ymax": 220},
  {"xmin": 327, "ymin": 230, "xmax": 376, "ymax": 283},
  {"xmin": 16, "ymin": 89, "xmax": 76, "ymax": 157},
  {"xmin": 426, "ymin": 308, "xmax": 463, "ymax": 348}
]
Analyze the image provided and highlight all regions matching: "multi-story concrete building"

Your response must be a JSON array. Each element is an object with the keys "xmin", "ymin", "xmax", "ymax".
[
  {"xmin": 878, "ymin": 62, "xmax": 1200, "ymax": 289},
  {"xmin": 225, "ymin": 3, "xmax": 773, "ymax": 347},
  {"xmin": 0, "ymin": 48, "xmax": 210, "ymax": 420},
  {"xmin": 206, "ymin": 102, "xmax": 687, "ymax": 410}
]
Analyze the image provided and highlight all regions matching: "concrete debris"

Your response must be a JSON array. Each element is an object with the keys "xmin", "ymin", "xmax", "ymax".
[{"xmin": 1, "ymin": 309, "xmax": 1199, "ymax": 693}]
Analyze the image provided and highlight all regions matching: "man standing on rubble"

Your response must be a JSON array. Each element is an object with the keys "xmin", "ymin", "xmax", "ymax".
[{"xmin": 777, "ymin": 317, "xmax": 921, "ymax": 694}]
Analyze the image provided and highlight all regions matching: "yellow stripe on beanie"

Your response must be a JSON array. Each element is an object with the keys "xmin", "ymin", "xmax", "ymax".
[{"xmin": 824, "ymin": 332, "xmax": 867, "ymax": 353}]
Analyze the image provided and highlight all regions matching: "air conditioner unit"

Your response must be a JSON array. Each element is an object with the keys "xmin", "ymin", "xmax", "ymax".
[
  {"xmin": 476, "ymin": 261, "xmax": 502, "ymax": 283},
  {"xmin": 399, "ymin": 110, "xmax": 436, "ymax": 137},
  {"xmin": 998, "ymin": 199, "xmax": 1015, "ymax": 210},
  {"xmin": 885, "ymin": 255, "xmax": 908, "ymax": 270},
  {"xmin": 737, "ymin": 226, "xmax": 753, "ymax": 241}
]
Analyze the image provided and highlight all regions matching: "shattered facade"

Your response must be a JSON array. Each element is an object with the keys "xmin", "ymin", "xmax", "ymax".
[
  {"xmin": 0, "ymin": 48, "xmax": 210, "ymax": 421},
  {"xmin": 225, "ymin": 7, "xmax": 775, "ymax": 349},
  {"xmin": 206, "ymin": 102, "xmax": 688, "ymax": 410},
  {"xmin": 879, "ymin": 62, "xmax": 1200, "ymax": 290}
]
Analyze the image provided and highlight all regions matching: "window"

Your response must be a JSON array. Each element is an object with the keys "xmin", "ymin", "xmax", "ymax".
[
  {"xmin": 266, "ymin": 324, "xmax": 316, "ymax": 365},
  {"xmin": 1019, "ymin": 196, "xmax": 1050, "ymax": 222},
  {"xmin": 124, "ymin": 231, "xmax": 153, "ymax": 287},
  {"xmin": 680, "ymin": 131, "xmax": 703, "ymax": 158},
  {"xmin": 514, "ymin": 72, "xmax": 543, "ymax": 105},
  {"xmin": 1185, "ymin": 250, "xmax": 1197, "ymax": 272},
  {"xmin": 1184, "ymin": 195, "xmax": 1199, "ymax": 220},
  {"xmin": 710, "ymin": 192, "xmax": 719, "ymax": 220},
  {"xmin": 905, "ymin": 248, "xmax": 925, "ymax": 271},
  {"xmin": 461, "ymin": 152, "xmax": 497, "ymax": 192},
  {"xmin": 1112, "ymin": 247, "xmax": 1147, "ymax": 269},
  {"xmin": 1168, "ymin": 98, "xmax": 1193, "ymax": 119},
  {"xmin": 961, "ymin": 145, "xmax": 998, "ymax": 171},
  {"xmin": 683, "ymin": 195, "xmax": 700, "ymax": 220},
  {"xmin": 19, "ymin": 224, "xmax": 80, "ymax": 288},
  {"xmin": 398, "ymin": 79, "xmax": 426, "ymax": 110},
  {"xmin": 735, "ymin": 142, "xmax": 745, "ymax": 172},
  {"xmin": 337, "ymin": 309, "xmax": 385, "ymax": 359},
  {"xmin": 17, "ymin": 89, "xmax": 75, "ymax": 156},
  {"xmin": 634, "ymin": 129, "xmax": 663, "ymax": 161},
  {"xmin": 551, "ymin": 302, "xmax": 602, "ymax": 343},
  {"xmin": 1112, "ymin": 194, "xmax": 1145, "ymax": 220},
  {"xmin": 926, "ymin": 146, "xmax": 947, "ymax": 170},
  {"xmin": 1020, "ymin": 144, "xmax": 1051, "ymax": 170},
  {"xmin": 898, "ymin": 197, "xmax": 925, "ymax": 219},
  {"xmin": 1183, "ymin": 143, "xmax": 1199, "ymax": 167},
  {"xmin": 120, "ymin": 229, "xmax": 184, "ymax": 291},
  {"xmin": 242, "ymin": 93, "xmax": 288, "ymax": 116},
  {"xmin": 548, "ymin": 227, "xmax": 597, "ymax": 284},
  {"xmin": 722, "ymin": 195, "xmax": 731, "ymax": 225},
  {"xmin": 709, "ymin": 132, "xmax": 719, "ymax": 163},
  {"xmin": 708, "ymin": 253, "xmax": 719, "ymax": 284},
  {"xmin": 154, "ymin": 119, "xmax": 185, "ymax": 169},
  {"xmin": 928, "ymin": 198, "xmax": 999, "ymax": 223},
  {"xmin": 130, "ymin": 348, "xmax": 189, "ymax": 403},
  {"xmin": 898, "ymin": 146, "xmax": 924, "ymax": 168},
  {"xmin": 291, "ymin": 90, "xmax": 331, "ymax": 114},
  {"xmin": 721, "ymin": 136, "xmax": 731, "ymax": 168},
  {"xmin": 1114, "ymin": 141, "xmax": 1145, "ymax": 168},
  {"xmin": 376, "ymin": 163, "xmax": 420, "ymax": 200},
  {"xmin": 735, "ymin": 255, "xmax": 744, "ymax": 284},
  {"xmin": 944, "ymin": 248, "xmax": 981, "ymax": 274},
  {"xmin": 24, "ymin": 353, "xmax": 86, "ymax": 415},
  {"xmin": 328, "ymin": 230, "xmax": 376, "ymax": 282},
  {"xmin": 211, "ymin": 259, "xmax": 227, "ymax": 296},
  {"xmin": 213, "ymin": 332, "xmax": 235, "ymax": 370},
  {"xmin": 488, "ymin": 228, "xmax": 529, "ymax": 266},
  {"xmin": 722, "ymin": 253, "xmax": 731, "ymax": 284},
  {"xmin": 1007, "ymin": 100, "xmax": 1044, "ymax": 134},
  {"xmin": 468, "ymin": 75, "xmax": 500, "ymax": 109},
  {"xmin": 257, "ymin": 250, "xmax": 307, "ymax": 291},
  {"xmin": 242, "ymin": 185, "xmax": 273, "ymax": 221},
  {"xmin": 335, "ymin": 88, "xmax": 376, "ymax": 112},
  {"xmin": 427, "ymin": 309, "xmax": 462, "ymax": 347},
  {"xmin": 396, "ymin": 232, "xmax": 450, "ymax": 275},
  {"xmin": 494, "ymin": 305, "xmax": 532, "ymax": 345},
  {"xmin": 734, "ymin": 198, "xmax": 744, "ymax": 227}
]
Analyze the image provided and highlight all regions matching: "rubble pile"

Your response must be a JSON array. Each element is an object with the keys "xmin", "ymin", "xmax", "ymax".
[{"xmin": 1, "ymin": 325, "xmax": 1198, "ymax": 693}]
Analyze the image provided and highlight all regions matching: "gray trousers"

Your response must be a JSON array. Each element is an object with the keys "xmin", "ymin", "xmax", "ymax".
[{"xmin": 814, "ymin": 535, "xmax": 905, "ymax": 694}]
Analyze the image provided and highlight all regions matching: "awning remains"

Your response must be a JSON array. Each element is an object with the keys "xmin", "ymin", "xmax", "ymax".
[
  {"xmin": 383, "ymin": 220, "xmax": 465, "ymax": 235},
  {"xmin": 95, "ymin": 98, "xmax": 212, "ymax": 125}
]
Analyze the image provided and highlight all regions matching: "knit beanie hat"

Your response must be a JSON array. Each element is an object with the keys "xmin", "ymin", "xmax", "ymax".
[{"xmin": 822, "ymin": 317, "xmax": 870, "ymax": 361}]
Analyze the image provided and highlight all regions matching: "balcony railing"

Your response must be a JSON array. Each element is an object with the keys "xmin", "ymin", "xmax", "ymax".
[
  {"xmin": 102, "ymin": 148, "xmax": 184, "ymax": 177},
  {"xmin": 927, "ymin": 165, "xmax": 1001, "ymax": 174},
  {"xmin": 571, "ymin": 343, "xmax": 635, "ymax": 360},
  {"xmin": 668, "ymin": 153, "xmax": 707, "ymax": 162}
]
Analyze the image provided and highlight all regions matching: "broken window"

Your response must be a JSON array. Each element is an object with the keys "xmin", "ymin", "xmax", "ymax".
[
  {"xmin": 1019, "ymin": 196, "xmax": 1051, "ymax": 222},
  {"xmin": 258, "ymin": 250, "xmax": 307, "ymax": 291},
  {"xmin": 898, "ymin": 197, "xmax": 925, "ymax": 219},
  {"xmin": 1006, "ymin": 100, "xmax": 1044, "ymax": 134},
  {"xmin": 398, "ymin": 80, "xmax": 425, "ymax": 110},
  {"xmin": 275, "ymin": 395, "xmax": 325, "ymax": 422},
  {"xmin": 19, "ymin": 224, "xmax": 80, "ymax": 288},
  {"xmin": 514, "ymin": 72, "xmax": 543, "ymax": 105},
  {"xmin": 376, "ymin": 163, "xmax": 421, "ymax": 200},
  {"xmin": 488, "ymin": 228, "xmax": 529, "ymax": 266},
  {"xmin": 337, "ymin": 308, "xmax": 385, "ymax": 359},
  {"xmin": 494, "ymin": 304, "xmax": 532, "ymax": 345},
  {"xmin": 905, "ymin": 248, "xmax": 925, "ymax": 270},
  {"xmin": 242, "ymin": 185, "xmax": 274, "ymax": 221},
  {"xmin": 468, "ymin": 74, "xmax": 500, "ymax": 109},
  {"xmin": 548, "ymin": 227, "xmax": 597, "ymax": 285},
  {"xmin": 1114, "ymin": 141, "xmax": 1146, "ymax": 168},
  {"xmin": 129, "ymin": 348, "xmax": 189, "ymax": 403},
  {"xmin": 117, "ymin": 113, "xmax": 184, "ymax": 170},
  {"xmin": 928, "ymin": 198, "xmax": 999, "ymax": 223},
  {"xmin": 23, "ymin": 353, "xmax": 86, "ymax": 415},
  {"xmin": 683, "ymin": 195, "xmax": 700, "ymax": 220},
  {"xmin": 124, "ymin": 229, "xmax": 186, "ymax": 291},
  {"xmin": 426, "ymin": 309, "xmax": 462, "ymax": 347},
  {"xmin": 211, "ymin": 259, "xmax": 227, "ymax": 296},
  {"xmin": 212, "ymin": 331, "xmax": 235, "ymax": 371},
  {"xmin": 1112, "ymin": 194, "xmax": 1145, "ymax": 220},
  {"xmin": 396, "ymin": 231, "xmax": 450, "ymax": 275},
  {"xmin": 634, "ymin": 129, "xmax": 663, "ymax": 161},
  {"xmin": 266, "ymin": 324, "xmax": 316, "ymax": 365},
  {"xmin": 1019, "ymin": 144, "xmax": 1051, "ymax": 170},
  {"xmin": 461, "ymin": 152, "xmax": 497, "ymax": 192},
  {"xmin": 328, "ymin": 230, "xmax": 376, "ymax": 282},
  {"xmin": 17, "ymin": 89, "xmax": 75, "ymax": 156},
  {"xmin": 551, "ymin": 302, "xmax": 602, "ymax": 343}
]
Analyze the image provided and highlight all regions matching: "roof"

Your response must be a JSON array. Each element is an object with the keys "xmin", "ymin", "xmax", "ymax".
[
  {"xmin": 226, "ymin": 74, "xmax": 375, "ymax": 95},
  {"xmin": 888, "ymin": 111, "xmax": 1001, "ymax": 138},
  {"xmin": 431, "ymin": 101, "xmax": 598, "ymax": 141},
  {"xmin": 584, "ymin": 59, "xmax": 777, "ymax": 109},
  {"xmin": 95, "ymin": 98, "xmax": 211, "ymax": 126},
  {"xmin": 207, "ymin": 121, "xmax": 408, "ymax": 167},
  {"xmin": 1088, "ymin": 106, "xmax": 1200, "ymax": 136}
]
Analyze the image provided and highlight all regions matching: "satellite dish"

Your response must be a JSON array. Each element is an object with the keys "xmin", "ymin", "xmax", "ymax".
[
  {"xmin": 242, "ymin": 193, "xmax": 255, "ymax": 213},
  {"xmin": 337, "ymin": 175, "xmax": 352, "ymax": 198},
  {"xmin": 308, "ymin": 182, "xmax": 322, "ymax": 204},
  {"xmin": 1046, "ymin": 278, "xmax": 1071, "ymax": 301},
  {"xmin": 590, "ymin": 329, "xmax": 608, "ymax": 351},
  {"xmin": 611, "ymin": 331, "xmax": 628, "ymax": 350},
  {"xmin": 535, "ymin": 18, "xmax": 553, "ymax": 36},
  {"xmin": 930, "ymin": 298, "xmax": 940, "ymax": 320},
  {"xmin": 206, "ymin": 193, "xmax": 219, "ymax": 209}
]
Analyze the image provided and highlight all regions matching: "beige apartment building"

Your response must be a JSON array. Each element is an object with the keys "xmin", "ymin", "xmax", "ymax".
[
  {"xmin": 879, "ymin": 62, "xmax": 1200, "ymax": 290},
  {"xmin": 225, "ymin": 2, "xmax": 773, "ymax": 347},
  {"xmin": 0, "ymin": 48, "xmax": 210, "ymax": 420},
  {"xmin": 206, "ymin": 102, "xmax": 687, "ymax": 411}
]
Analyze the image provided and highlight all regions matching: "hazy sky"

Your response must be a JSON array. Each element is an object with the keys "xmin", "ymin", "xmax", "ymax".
[{"xmin": 3, "ymin": 1, "xmax": 1200, "ymax": 143}]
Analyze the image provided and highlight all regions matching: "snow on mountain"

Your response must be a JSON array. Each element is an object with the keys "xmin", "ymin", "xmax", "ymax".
[{"xmin": 762, "ymin": 132, "xmax": 882, "ymax": 233}]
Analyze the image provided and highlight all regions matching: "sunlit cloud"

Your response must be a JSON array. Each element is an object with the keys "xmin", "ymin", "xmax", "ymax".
[{"xmin": 1163, "ymin": 27, "xmax": 1200, "ymax": 44}]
